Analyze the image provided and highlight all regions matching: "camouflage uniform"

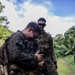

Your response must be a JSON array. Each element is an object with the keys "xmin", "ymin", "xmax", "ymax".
[
  {"xmin": 36, "ymin": 30, "xmax": 58, "ymax": 75},
  {"xmin": 0, "ymin": 30, "xmax": 39, "ymax": 75}
]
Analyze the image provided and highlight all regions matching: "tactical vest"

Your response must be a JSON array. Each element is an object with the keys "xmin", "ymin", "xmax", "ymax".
[{"xmin": 37, "ymin": 30, "xmax": 52, "ymax": 58}]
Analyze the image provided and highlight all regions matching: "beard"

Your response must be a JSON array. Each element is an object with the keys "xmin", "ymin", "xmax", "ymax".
[{"xmin": 27, "ymin": 37, "xmax": 34, "ymax": 41}]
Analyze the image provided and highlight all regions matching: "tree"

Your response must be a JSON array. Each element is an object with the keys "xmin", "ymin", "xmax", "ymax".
[
  {"xmin": 54, "ymin": 26, "xmax": 75, "ymax": 57},
  {"xmin": 0, "ymin": 2, "xmax": 10, "ymax": 26},
  {"xmin": 64, "ymin": 26, "xmax": 75, "ymax": 55},
  {"xmin": 0, "ymin": 2, "xmax": 5, "ymax": 13}
]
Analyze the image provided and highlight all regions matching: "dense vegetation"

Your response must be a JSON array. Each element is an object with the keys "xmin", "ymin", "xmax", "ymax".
[
  {"xmin": 0, "ymin": 25, "xmax": 12, "ymax": 46},
  {"xmin": 53, "ymin": 26, "xmax": 75, "ymax": 58},
  {"xmin": 53, "ymin": 26, "xmax": 75, "ymax": 74},
  {"xmin": 0, "ymin": 25, "xmax": 12, "ymax": 40}
]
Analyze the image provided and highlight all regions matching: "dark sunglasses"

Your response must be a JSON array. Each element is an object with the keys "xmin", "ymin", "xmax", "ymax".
[{"xmin": 38, "ymin": 23, "xmax": 46, "ymax": 26}]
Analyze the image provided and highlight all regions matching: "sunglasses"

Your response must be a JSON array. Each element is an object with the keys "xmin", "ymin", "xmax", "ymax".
[{"xmin": 38, "ymin": 23, "xmax": 46, "ymax": 26}]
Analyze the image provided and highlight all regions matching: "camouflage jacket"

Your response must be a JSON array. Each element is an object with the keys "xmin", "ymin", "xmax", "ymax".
[
  {"xmin": 37, "ymin": 30, "xmax": 57, "ymax": 65},
  {"xmin": 4, "ymin": 30, "xmax": 38, "ymax": 71}
]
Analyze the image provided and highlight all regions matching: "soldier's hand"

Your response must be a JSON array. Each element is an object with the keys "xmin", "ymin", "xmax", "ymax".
[
  {"xmin": 38, "ymin": 61, "xmax": 44, "ymax": 68},
  {"xmin": 35, "ymin": 50, "xmax": 43, "ymax": 61}
]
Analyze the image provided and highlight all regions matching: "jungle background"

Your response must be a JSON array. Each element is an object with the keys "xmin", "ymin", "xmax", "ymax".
[{"xmin": 0, "ymin": 2, "xmax": 75, "ymax": 75}]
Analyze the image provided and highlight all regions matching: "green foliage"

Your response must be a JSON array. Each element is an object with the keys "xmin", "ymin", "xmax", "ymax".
[
  {"xmin": 0, "ymin": 2, "xmax": 9, "ymax": 25},
  {"xmin": 0, "ymin": 24, "xmax": 12, "ymax": 40},
  {"xmin": 64, "ymin": 26, "xmax": 75, "ymax": 37},
  {"xmin": 57, "ymin": 58, "xmax": 71, "ymax": 75},
  {"xmin": 54, "ymin": 26, "xmax": 75, "ymax": 57},
  {"xmin": 64, "ymin": 55, "xmax": 75, "ymax": 70},
  {"xmin": 0, "ymin": 2, "xmax": 5, "ymax": 13}
]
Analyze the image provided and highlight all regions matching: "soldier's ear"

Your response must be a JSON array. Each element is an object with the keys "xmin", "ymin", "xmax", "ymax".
[{"xmin": 29, "ymin": 28, "xmax": 34, "ymax": 33}]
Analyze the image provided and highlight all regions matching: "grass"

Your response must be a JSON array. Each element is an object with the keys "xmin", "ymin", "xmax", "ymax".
[
  {"xmin": 57, "ymin": 58, "xmax": 71, "ymax": 75},
  {"xmin": 64, "ymin": 55, "xmax": 75, "ymax": 71}
]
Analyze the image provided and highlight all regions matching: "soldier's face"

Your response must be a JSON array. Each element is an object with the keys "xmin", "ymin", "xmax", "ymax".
[
  {"xmin": 28, "ymin": 30, "xmax": 39, "ymax": 41},
  {"xmin": 38, "ymin": 21, "xmax": 46, "ymax": 30}
]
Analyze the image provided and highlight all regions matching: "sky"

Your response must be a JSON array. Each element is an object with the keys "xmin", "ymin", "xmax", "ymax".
[{"xmin": 0, "ymin": 0, "xmax": 75, "ymax": 37}]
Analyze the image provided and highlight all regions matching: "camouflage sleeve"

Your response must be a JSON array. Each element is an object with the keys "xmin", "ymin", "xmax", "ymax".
[
  {"xmin": 7, "ymin": 32, "xmax": 38, "ymax": 70},
  {"xmin": 48, "ymin": 36, "xmax": 57, "ymax": 65}
]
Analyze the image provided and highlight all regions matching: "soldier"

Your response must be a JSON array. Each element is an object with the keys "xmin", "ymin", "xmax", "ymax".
[
  {"xmin": 36, "ymin": 17, "xmax": 59, "ymax": 75},
  {"xmin": 0, "ymin": 21, "xmax": 44, "ymax": 75}
]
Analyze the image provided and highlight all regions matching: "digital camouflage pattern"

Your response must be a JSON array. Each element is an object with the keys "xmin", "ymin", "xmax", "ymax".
[{"xmin": 36, "ymin": 30, "xmax": 58, "ymax": 75}]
